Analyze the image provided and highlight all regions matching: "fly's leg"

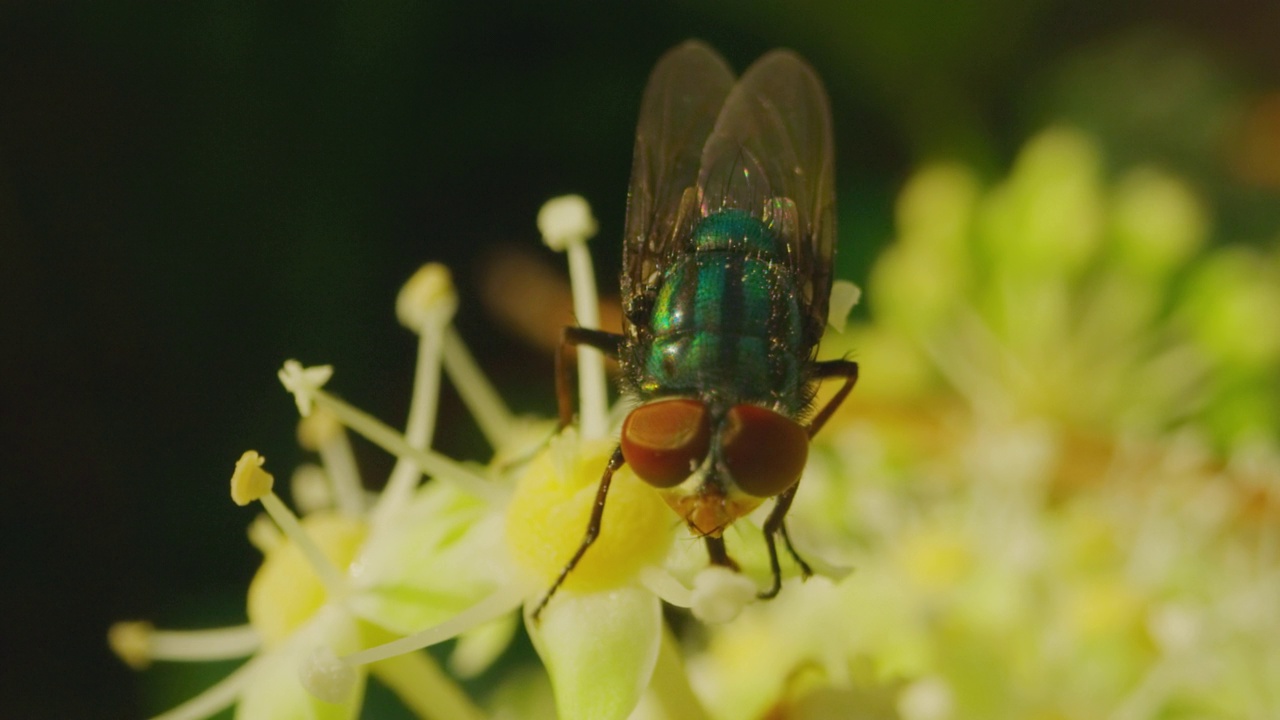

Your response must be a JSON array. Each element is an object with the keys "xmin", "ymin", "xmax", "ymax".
[
  {"xmin": 531, "ymin": 445, "xmax": 626, "ymax": 622},
  {"xmin": 536, "ymin": 327, "xmax": 626, "ymax": 621},
  {"xmin": 704, "ymin": 535, "xmax": 740, "ymax": 571},
  {"xmin": 760, "ymin": 359, "xmax": 859, "ymax": 599},
  {"xmin": 806, "ymin": 359, "xmax": 859, "ymax": 438},
  {"xmin": 759, "ymin": 483, "xmax": 806, "ymax": 598},
  {"xmin": 556, "ymin": 326, "xmax": 624, "ymax": 428}
]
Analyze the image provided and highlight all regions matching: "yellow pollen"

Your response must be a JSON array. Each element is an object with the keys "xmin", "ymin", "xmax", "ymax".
[
  {"xmin": 108, "ymin": 621, "xmax": 153, "ymax": 669},
  {"xmin": 296, "ymin": 409, "xmax": 344, "ymax": 451},
  {"xmin": 246, "ymin": 512, "xmax": 367, "ymax": 646},
  {"xmin": 396, "ymin": 262, "xmax": 458, "ymax": 329},
  {"xmin": 505, "ymin": 436, "xmax": 674, "ymax": 592},
  {"xmin": 230, "ymin": 451, "xmax": 274, "ymax": 506}
]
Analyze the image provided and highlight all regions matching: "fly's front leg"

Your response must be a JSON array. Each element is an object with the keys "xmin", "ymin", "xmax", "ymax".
[
  {"xmin": 556, "ymin": 326, "xmax": 624, "ymax": 428},
  {"xmin": 531, "ymin": 445, "xmax": 626, "ymax": 622},
  {"xmin": 760, "ymin": 359, "xmax": 859, "ymax": 599},
  {"xmin": 759, "ymin": 483, "xmax": 807, "ymax": 598},
  {"xmin": 704, "ymin": 535, "xmax": 740, "ymax": 571},
  {"xmin": 536, "ymin": 328, "xmax": 625, "ymax": 621}
]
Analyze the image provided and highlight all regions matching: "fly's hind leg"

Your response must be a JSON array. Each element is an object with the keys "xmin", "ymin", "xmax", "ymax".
[{"xmin": 759, "ymin": 359, "xmax": 859, "ymax": 599}]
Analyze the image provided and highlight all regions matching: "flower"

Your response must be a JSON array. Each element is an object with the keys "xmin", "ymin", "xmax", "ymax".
[
  {"xmin": 112, "ymin": 196, "xmax": 823, "ymax": 720},
  {"xmin": 861, "ymin": 127, "xmax": 1280, "ymax": 443},
  {"xmin": 310, "ymin": 195, "xmax": 817, "ymax": 720},
  {"xmin": 107, "ymin": 127, "xmax": 1274, "ymax": 720},
  {"xmin": 111, "ymin": 264, "xmax": 517, "ymax": 720},
  {"xmin": 680, "ymin": 127, "xmax": 1280, "ymax": 720}
]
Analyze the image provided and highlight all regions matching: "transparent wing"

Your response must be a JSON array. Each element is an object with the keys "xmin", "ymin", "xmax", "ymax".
[
  {"xmin": 621, "ymin": 41, "xmax": 735, "ymax": 321},
  {"xmin": 696, "ymin": 50, "xmax": 836, "ymax": 342}
]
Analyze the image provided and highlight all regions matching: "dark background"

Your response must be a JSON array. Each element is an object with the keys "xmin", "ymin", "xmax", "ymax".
[{"xmin": 3, "ymin": 2, "xmax": 1278, "ymax": 718}]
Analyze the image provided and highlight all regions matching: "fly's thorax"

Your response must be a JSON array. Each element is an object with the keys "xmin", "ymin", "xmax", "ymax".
[
  {"xmin": 633, "ymin": 210, "xmax": 808, "ymax": 409},
  {"xmin": 688, "ymin": 208, "xmax": 781, "ymax": 255}
]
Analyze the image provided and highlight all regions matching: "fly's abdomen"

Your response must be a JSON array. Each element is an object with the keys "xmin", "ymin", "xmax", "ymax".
[{"xmin": 639, "ymin": 212, "xmax": 805, "ymax": 410}]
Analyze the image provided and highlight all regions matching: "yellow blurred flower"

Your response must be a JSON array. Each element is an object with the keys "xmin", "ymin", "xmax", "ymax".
[{"xmin": 684, "ymin": 127, "xmax": 1280, "ymax": 720}]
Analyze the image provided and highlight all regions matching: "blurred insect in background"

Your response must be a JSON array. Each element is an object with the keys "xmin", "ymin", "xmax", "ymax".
[{"xmin": 536, "ymin": 40, "xmax": 857, "ymax": 618}]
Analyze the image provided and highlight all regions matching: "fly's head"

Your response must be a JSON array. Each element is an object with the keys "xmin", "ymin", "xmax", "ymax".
[{"xmin": 619, "ymin": 397, "xmax": 808, "ymax": 536}]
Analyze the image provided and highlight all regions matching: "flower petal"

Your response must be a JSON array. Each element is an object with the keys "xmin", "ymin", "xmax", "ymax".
[
  {"xmin": 349, "ymin": 482, "xmax": 507, "ymax": 633},
  {"xmin": 528, "ymin": 586, "xmax": 662, "ymax": 720}
]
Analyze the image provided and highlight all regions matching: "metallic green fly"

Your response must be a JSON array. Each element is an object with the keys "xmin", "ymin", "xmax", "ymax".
[{"xmin": 536, "ymin": 41, "xmax": 858, "ymax": 618}]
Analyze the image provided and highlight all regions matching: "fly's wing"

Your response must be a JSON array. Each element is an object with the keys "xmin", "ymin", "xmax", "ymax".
[
  {"xmin": 621, "ymin": 41, "xmax": 735, "ymax": 328},
  {"xmin": 697, "ymin": 50, "xmax": 836, "ymax": 346}
]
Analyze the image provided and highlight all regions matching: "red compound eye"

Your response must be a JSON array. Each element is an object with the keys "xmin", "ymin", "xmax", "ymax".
[
  {"xmin": 621, "ymin": 399, "xmax": 712, "ymax": 488},
  {"xmin": 721, "ymin": 404, "xmax": 808, "ymax": 498}
]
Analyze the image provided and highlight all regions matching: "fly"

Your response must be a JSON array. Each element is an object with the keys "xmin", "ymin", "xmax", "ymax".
[{"xmin": 535, "ymin": 41, "xmax": 858, "ymax": 619}]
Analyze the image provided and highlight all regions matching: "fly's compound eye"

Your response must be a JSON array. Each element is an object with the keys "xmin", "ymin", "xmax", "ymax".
[
  {"xmin": 621, "ymin": 399, "xmax": 712, "ymax": 488},
  {"xmin": 721, "ymin": 404, "xmax": 808, "ymax": 498}
]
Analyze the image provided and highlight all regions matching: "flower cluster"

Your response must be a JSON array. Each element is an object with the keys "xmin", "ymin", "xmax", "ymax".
[
  {"xmin": 860, "ymin": 127, "xmax": 1280, "ymax": 443},
  {"xmin": 682, "ymin": 127, "xmax": 1280, "ymax": 719},
  {"xmin": 111, "ymin": 196, "xmax": 796, "ymax": 720},
  {"xmin": 112, "ymin": 128, "xmax": 1280, "ymax": 720},
  {"xmin": 111, "ymin": 260, "xmax": 525, "ymax": 720}
]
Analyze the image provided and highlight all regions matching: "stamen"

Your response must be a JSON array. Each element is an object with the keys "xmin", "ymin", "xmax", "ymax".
[
  {"xmin": 108, "ymin": 621, "xmax": 153, "ymax": 669},
  {"xmin": 259, "ymin": 493, "xmax": 349, "ymax": 600},
  {"xmin": 230, "ymin": 451, "xmax": 274, "ymax": 506},
  {"xmin": 443, "ymin": 326, "xmax": 517, "ymax": 448},
  {"xmin": 158, "ymin": 624, "xmax": 261, "ymax": 661},
  {"xmin": 395, "ymin": 262, "xmax": 521, "ymax": 459},
  {"xmin": 297, "ymin": 410, "xmax": 364, "ymax": 518},
  {"xmin": 297, "ymin": 381, "xmax": 507, "ymax": 504},
  {"xmin": 340, "ymin": 585, "xmax": 527, "ymax": 668},
  {"xmin": 395, "ymin": 264, "xmax": 455, "ymax": 458},
  {"xmin": 537, "ymin": 194, "xmax": 599, "ymax": 252},
  {"xmin": 375, "ymin": 265, "xmax": 455, "ymax": 522},
  {"xmin": 228, "ymin": 451, "xmax": 348, "ymax": 598},
  {"xmin": 109, "ymin": 622, "xmax": 261, "ymax": 669},
  {"xmin": 538, "ymin": 195, "xmax": 608, "ymax": 440},
  {"xmin": 395, "ymin": 263, "xmax": 459, "ymax": 332}
]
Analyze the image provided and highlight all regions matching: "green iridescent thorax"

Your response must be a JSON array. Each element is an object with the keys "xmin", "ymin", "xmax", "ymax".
[{"xmin": 636, "ymin": 209, "xmax": 806, "ymax": 413}]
